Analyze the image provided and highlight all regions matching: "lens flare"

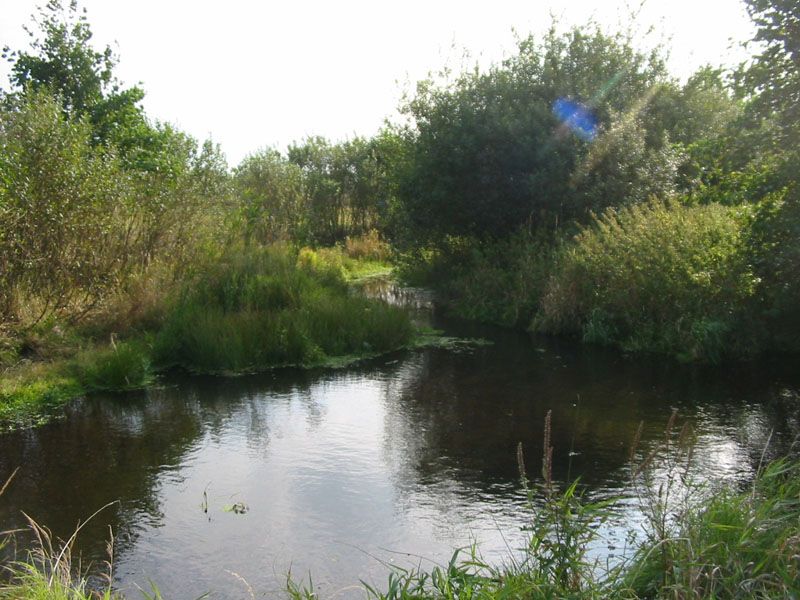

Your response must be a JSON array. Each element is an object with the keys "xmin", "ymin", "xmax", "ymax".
[{"xmin": 552, "ymin": 97, "xmax": 597, "ymax": 141}]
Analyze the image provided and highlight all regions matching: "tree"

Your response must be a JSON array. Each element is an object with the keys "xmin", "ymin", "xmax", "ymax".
[
  {"xmin": 234, "ymin": 150, "xmax": 307, "ymax": 244},
  {"xmin": 2, "ymin": 0, "xmax": 180, "ymax": 172},
  {"xmin": 0, "ymin": 90, "xmax": 131, "ymax": 321},
  {"xmin": 740, "ymin": 0, "xmax": 800, "ymax": 147},
  {"xmin": 2, "ymin": 0, "xmax": 115, "ymax": 114},
  {"xmin": 397, "ymin": 25, "xmax": 677, "ymax": 243},
  {"xmin": 286, "ymin": 136, "xmax": 393, "ymax": 244}
]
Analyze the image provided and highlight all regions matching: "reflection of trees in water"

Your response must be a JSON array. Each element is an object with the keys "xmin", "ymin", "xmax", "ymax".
[
  {"xmin": 0, "ymin": 369, "xmax": 332, "ymax": 572},
  {"xmin": 0, "ymin": 391, "xmax": 204, "ymax": 565},
  {"xmin": 379, "ymin": 339, "xmax": 800, "ymax": 499}
]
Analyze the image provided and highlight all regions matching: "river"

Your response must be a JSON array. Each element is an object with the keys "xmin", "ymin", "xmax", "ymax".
[{"xmin": 1, "ymin": 281, "xmax": 798, "ymax": 598}]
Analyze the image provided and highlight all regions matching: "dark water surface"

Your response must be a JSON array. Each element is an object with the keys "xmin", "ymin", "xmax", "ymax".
[{"xmin": 1, "ymin": 282, "xmax": 799, "ymax": 598}]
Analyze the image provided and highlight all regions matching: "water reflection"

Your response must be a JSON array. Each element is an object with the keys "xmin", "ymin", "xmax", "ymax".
[{"xmin": 0, "ymin": 285, "xmax": 798, "ymax": 598}]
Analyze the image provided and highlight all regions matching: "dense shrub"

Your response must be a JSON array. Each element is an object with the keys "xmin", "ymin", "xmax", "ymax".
[
  {"xmin": 0, "ymin": 91, "xmax": 132, "ymax": 322},
  {"xmin": 427, "ymin": 232, "xmax": 556, "ymax": 327},
  {"xmin": 344, "ymin": 229, "xmax": 391, "ymax": 262},
  {"xmin": 746, "ymin": 187, "xmax": 800, "ymax": 351},
  {"xmin": 534, "ymin": 199, "xmax": 758, "ymax": 361}
]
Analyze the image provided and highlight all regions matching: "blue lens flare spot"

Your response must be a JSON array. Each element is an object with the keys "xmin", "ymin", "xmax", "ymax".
[{"xmin": 552, "ymin": 98, "xmax": 598, "ymax": 141}]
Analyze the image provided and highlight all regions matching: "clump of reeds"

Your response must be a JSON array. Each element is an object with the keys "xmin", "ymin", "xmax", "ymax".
[
  {"xmin": 0, "ymin": 468, "xmax": 120, "ymax": 599},
  {"xmin": 153, "ymin": 244, "xmax": 412, "ymax": 374},
  {"xmin": 355, "ymin": 412, "xmax": 800, "ymax": 600}
]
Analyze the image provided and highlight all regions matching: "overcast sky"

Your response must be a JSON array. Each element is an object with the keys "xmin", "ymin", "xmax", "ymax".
[{"xmin": 1, "ymin": 0, "xmax": 756, "ymax": 166}]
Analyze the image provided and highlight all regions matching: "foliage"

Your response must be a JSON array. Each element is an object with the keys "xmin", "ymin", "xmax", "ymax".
[
  {"xmin": 746, "ymin": 187, "xmax": 800, "ymax": 351},
  {"xmin": 396, "ymin": 25, "xmax": 681, "ymax": 242},
  {"xmin": 2, "ymin": 0, "xmax": 117, "ymax": 116},
  {"xmin": 344, "ymin": 229, "xmax": 391, "ymax": 262},
  {"xmin": 0, "ymin": 0, "xmax": 204, "ymax": 176},
  {"xmin": 534, "ymin": 198, "xmax": 758, "ymax": 361},
  {"xmin": 153, "ymin": 245, "xmax": 412, "ymax": 374},
  {"xmin": 0, "ymin": 91, "xmax": 131, "ymax": 322},
  {"xmin": 738, "ymin": 0, "xmax": 800, "ymax": 149},
  {"xmin": 624, "ymin": 458, "xmax": 800, "ymax": 598},
  {"xmin": 286, "ymin": 135, "xmax": 393, "ymax": 244},
  {"xmin": 410, "ymin": 231, "xmax": 556, "ymax": 327},
  {"xmin": 234, "ymin": 149, "xmax": 308, "ymax": 243}
]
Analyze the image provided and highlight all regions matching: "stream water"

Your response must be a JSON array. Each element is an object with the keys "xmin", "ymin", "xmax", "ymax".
[{"xmin": 1, "ymin": 281, "xmax": 798, "ymax": 598}]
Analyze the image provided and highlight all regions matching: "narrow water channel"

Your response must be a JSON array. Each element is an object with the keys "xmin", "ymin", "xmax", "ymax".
[{"xmin": 1, "ymin": 281, "xmax": 798, "ymax": 598}]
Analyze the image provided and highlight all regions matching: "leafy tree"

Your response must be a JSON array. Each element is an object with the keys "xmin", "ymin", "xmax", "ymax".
[
  {"xmin": 0, "ymin": 91, "xmax": 131, "ymax": 321},
  {"xmin": 2, "ymin": 0, "xmax": 115, "ymax": 115},
  {"xmin": 397, "ymin": 25, "xmax": 678, "ymax": 243},
  {"xmin": 739, "ymin": 0, "xmax": 800, "ymax": 147},
  {"xmin": 287, "ymin": 136, "xmax": 394, "ymax": 244},
  {"xmin": 234, "ymin": 149, "xmax": 307, "ymax": 244},
  {"xmin": 2, "ymin": 0, "xmax": 182, "ymax": 172}
]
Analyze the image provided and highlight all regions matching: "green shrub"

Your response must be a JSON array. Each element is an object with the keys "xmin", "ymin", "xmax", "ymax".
[
  {"xmin": 344, "ymin": 229, "xmax": 391, "ymax": 261},
  {"xmin": 444, "ymin": 232, "xmax": 556, "ymax": 327},
  {"xmin": 395, "ymin": 232, "xmax": 556, "ymax": 328},
  {"xmin": 534, "ymin": 198, "xmax": 758, "ymax": 361}
]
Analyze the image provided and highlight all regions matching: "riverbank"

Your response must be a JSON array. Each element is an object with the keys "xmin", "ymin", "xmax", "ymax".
[
  {"xmin": 0, "ymin": 245, "xmax": 409, "ymax": 431},
  {"xmin": 399, "ymin": 193, "xmax": 800, "ymax": 364}
]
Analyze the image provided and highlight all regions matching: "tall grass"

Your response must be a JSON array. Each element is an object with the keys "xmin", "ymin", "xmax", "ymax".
[
  {"xmin": 153, "ymin": 244, "xmax": 413, "ymax": 373},
  {"xmin": 623, "ymin": 457, "xmax": 800, "ymax": 598},
  {"xmin": 72, "ymin": 341, "xmax": 154, "ymax": 392},
  {"xmin": 0, "ymin": 469, "xmax": 119, "ymax": 600}
]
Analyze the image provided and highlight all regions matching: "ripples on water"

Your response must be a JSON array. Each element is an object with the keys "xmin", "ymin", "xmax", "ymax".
[{"xmin": 1, "ymin": 282, "xmax": 798, "ymax": 598}]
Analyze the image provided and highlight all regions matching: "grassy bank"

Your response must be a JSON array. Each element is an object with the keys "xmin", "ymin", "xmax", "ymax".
[
  {"xmin": 0, "ymin": 244, "xmax": 412, "ymax": 430},
  {"xmin": 152, "ymin": 244, "xmax": 410, "ymax": 374}
]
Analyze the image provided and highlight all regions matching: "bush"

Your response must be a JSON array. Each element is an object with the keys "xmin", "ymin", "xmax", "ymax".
[
  {"xmin": 534, "ymin": 198, "xmax": 758, "ymax": 361},
  {"xmin": 0, "ymin": 91, "xmax": 131, "ymax": 322},
  {"xmin": 429, "ymin": 232, "xmax": 556, "ymax": 327},
  {"xmin": 344, "ymin": 229, "xmax": 391, "ymax": 262},
  {"xmin": 746, "ymin": 187, "xmax": 800, "ymax": 352}
]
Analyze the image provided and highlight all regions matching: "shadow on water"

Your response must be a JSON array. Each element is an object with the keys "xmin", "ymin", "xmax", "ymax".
[{"xmin": 1, "ymin": 280, "xmax": 799, "ymax": 598}]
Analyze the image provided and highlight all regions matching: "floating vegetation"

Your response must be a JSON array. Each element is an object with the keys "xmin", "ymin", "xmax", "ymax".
[
  {"xmin": 411, "ymin": 329, "xmax": 493, "ymax": 353},
  {"xmin": 223, "ymin": 502, "xmax": 248, "ymax": 515}
]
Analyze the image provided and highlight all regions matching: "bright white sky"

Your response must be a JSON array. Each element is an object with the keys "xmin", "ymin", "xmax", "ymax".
[{"xmin": 1, "ymin": 0, "xmax": 756, "ymax": 166}]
